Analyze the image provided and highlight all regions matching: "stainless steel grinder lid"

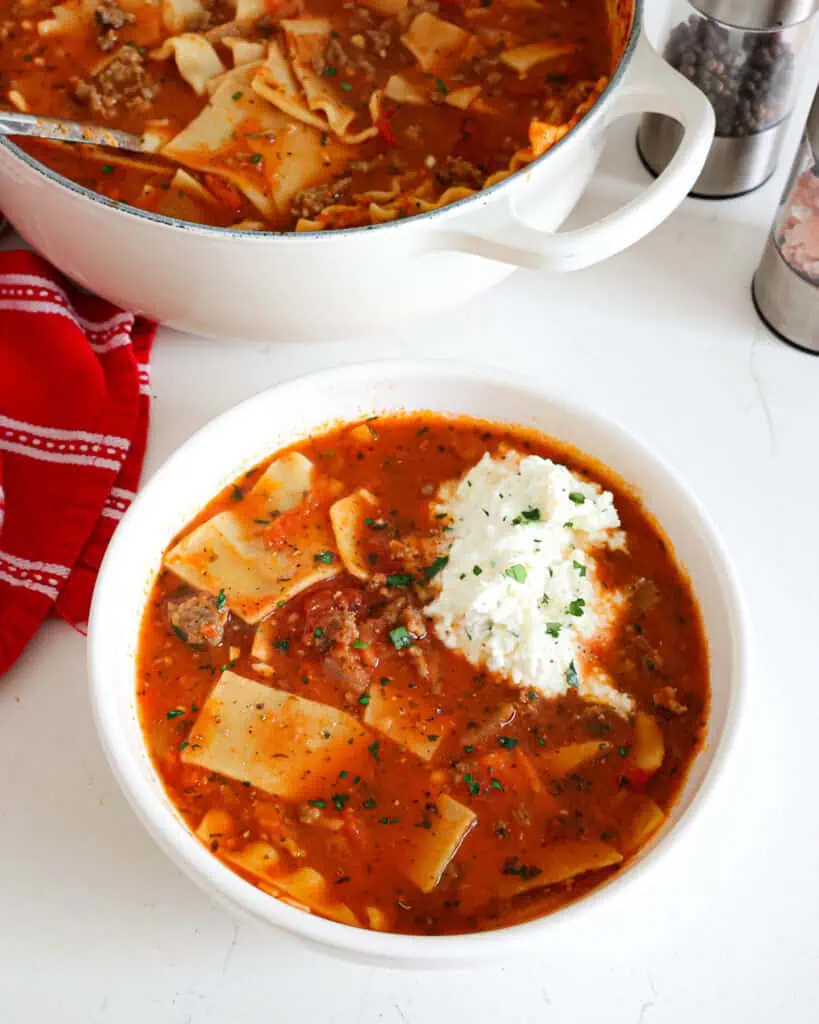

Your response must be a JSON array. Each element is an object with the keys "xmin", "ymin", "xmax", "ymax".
[{"xmin": 689, "ymin": 0, "xmax": 819, "ymax": 31}]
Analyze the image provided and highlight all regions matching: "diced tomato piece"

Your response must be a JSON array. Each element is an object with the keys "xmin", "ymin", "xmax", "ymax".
[
  {"xmin": 376, "ymin": 105, "xmax": 398, "ymax": 146},
  {"xmin": 340, "ymin": 807, "xmax": 364, "ymax": 844},
  {"xmin": 621, "ymin": 766, "xmax": 651, "ymax": 792},
  {"xmin": 481, "ymin": 750, "xmax": 543, "ymax": 795},
  {"xmin": 203, "ymin": 174, "xmax": 245, "ymax": 213}
]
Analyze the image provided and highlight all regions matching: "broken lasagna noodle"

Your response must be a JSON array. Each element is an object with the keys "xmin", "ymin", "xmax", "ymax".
[
  {"xmin": 137, "ymin": 414, "xmax": 709, "ymax": 935},
  {"xmin": 1, "ymin": 0, "xmax": 620, "ymax": 229}
]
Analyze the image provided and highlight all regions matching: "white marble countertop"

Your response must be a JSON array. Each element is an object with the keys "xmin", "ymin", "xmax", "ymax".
[{"xmin": 2, "ymin": 6, "xmax": 819, "ymax": 1021}]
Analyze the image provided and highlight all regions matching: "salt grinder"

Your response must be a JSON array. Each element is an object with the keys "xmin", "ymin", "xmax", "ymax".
[
  {"xmin": 752, "ymin": 85, "xmax": 819, "ymax": 352},
  {"xmin": 638, "ymin": 0, "xmax": 819, "ymax": 198}
]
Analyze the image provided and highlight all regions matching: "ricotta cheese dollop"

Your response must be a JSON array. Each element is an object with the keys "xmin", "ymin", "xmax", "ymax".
[{"xmin": 425, "ymin": 451, "xmax": 632, "ymax": 712}]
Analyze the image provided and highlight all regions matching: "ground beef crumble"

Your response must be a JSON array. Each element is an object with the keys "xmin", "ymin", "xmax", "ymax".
[
  {"xmin": 165, "ymin": 592, "xmax": 228, "ymax": 646},
  {"xmin": 292, "ymin": 177, "xmax": 352, "ymax": 219},
  {"xmin": 71, "ymin": 45, "xmax": 157, "ymax": 118},
  {"xmin": 94, "ymin": 0, "xmax": 134, "ymax": 52},
  {"xmin": 435, "ymin": 155, "xmax": 485, "ymax": 189}
]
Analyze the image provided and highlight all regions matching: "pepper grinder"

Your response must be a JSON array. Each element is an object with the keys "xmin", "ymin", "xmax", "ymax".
[
  {"xmin": 638, "ymin": 0, "xmax": 819, "ymax": 198},
  {"xmin": 753, "ymin": 84, "xmax": 819, "ymax": 352}
]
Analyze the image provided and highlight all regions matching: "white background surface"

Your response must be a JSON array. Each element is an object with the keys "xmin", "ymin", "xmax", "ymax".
[{"xmin": 2, "ymin": 3, "xmax": 819, "ymax": 1021}]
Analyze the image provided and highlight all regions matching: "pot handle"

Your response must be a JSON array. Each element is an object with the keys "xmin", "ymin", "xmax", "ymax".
[{"xmin": 429, "ymin": 32, "xmax": 715, "ymax": 272}]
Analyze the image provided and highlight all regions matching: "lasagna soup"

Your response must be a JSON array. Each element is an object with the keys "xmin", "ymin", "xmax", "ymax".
[
  {"xmin": 0, "ymin": 0, "xmax": 627, "ymax": 229},
  {"xmin": 137, "ymin": 415, "xmax": 709, "ymax": 935}
]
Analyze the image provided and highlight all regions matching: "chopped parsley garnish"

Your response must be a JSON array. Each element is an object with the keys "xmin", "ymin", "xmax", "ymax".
[
  {"xmin": 308, "ymin": 799, "xmax": 327, "ymax": 808},
  {"xmin": 423, "ymin": 556, "xmax": 449, "ymax": 580},
  {"xmin": 389, "ymin": 626, "xmax": 414, "ymax": 650},
  {"xmin": 362, "ymin": 797, "xmax": 377, "ymax": 809},
  {"xmin": 215, "ymin": 589, "xmax": 226, "ymax": 610},
  {"xmin": 340, "ymin": 81, "xmax": 353, "ymax": 92},
  {"xmin": 567, "ymin": 598, "xmax": 586, "ymax": 617},
  {"xmin": 322, "ymin": 66, "xmax": 337, "ymax": 77},
  {"xmin": 274, "ymin": 639, "xmax": 289, "ymax": 651},
  {"xmin": 504, "ymin": 564, "xmax": 527, "ymax": 584},
  {"xmin": 379, "ymin": 676, "xmax": 390, "ymax": 685},
  {"xmin": 166, "ymin": 709, "xmax": 184, "ymax": 719},
  {"xmin": 171, "ymin": 625, "xmax": 187, "ymax": 642},
  {"xmin": 427, "ymin": 734, "xmax": 439, "ymax": 742},
  {"xmin": 368, "ymin": 740, "xmax": 381, "ymax": 761},
  {"xmin": 618, "ymin": 745, "xmax": 629, "ymax": 758},
  {"xmin": 314, "ymin": 550, "xmax": 334, "ymax": 564},
  {"xmin": 472, "ymin": 565, "xmax": 482, "ymax": 576},
  {"xmin": 178, "ymin": 740, "xmax": 189, "ymax": 751},
  {"xmin": 566, "ymin": 661, "xmax": 579, "ymax": 688},
  {"xmin": 353, "ymin": 639, "xmax": 370, "ymax": 649},
  {"xmin": 435, "ymin": 76, "xmax": 448, "ymax": 94},
  {"xmin": 546, "ymin": 622, "xmax": 561, "ymax": 638},
  {"xmin": 378, "ymin": 817, "xmax": 400, "ymax": 824},
  {"xmin": 513, "ymin": 506, "xmax": 542, "ymax": 524},
  {"xmin": 314, "ymin": 627, "xmax": 324, "ymax": 639},
  {"xmin": 100, "ymin": 164, "xmax": 114, "ymax": 174},
  {"xmin": 497, "ymin": 736, "xmax": 518, "ymax": 749},
  {"xmin": 386, "ymin": 573, "xmax": 414, "ymax": 587},
  {"xmin": 569, "ymin": 492, "xmax": 586, "ymax": 505},
  {"xmin": 358, "ymin": 693, "xmax": 370, "ymax": 706},
  {"xmin": 573, "ymin": 560, "xmax": 587, "ymax": 577},
  {"xmin": 339, "ymin": 770, "xmax": 349, "ymax": 779},
  {"xmin": 332, "ymin": 793, "xmax": 349, "ymax": 811},
  {"xmin": 490, "ymin": 778, "xmax": 504, "ymax": 791},
  {"xmin": 231, "ymin": 486, "xmax": 243, "ymax": 501},
  {"xmin": 502, "ymin": 858, "xmax": 541, "ymax": 880},
  {"xmin": 464, "ymin": 772, "xmax": 480, "ymax": 796},
  {"xmin": 249, "ymin": 153, "xmax": 263, "ymax": 164},
  {"xmin": 364, "ymin": 517, "xmax": 387, "ymax": 530},
  {"xmin": 232, "ymin": 90, "xmax": 243, "ymax": 101},
  {"xmin": 463, "ymin": 745, "xmax": 474, "ymax": 754}
]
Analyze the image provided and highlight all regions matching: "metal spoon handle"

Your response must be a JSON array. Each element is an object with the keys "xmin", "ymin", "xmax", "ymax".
[{"xmin": 0, "ymin": 110, "xmax": 145, "ymax": 152}]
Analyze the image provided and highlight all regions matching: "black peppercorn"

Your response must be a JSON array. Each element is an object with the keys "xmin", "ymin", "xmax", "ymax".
[{"xmin": 664, "ymin": 14, "xmax": 795, "ymax": 137}]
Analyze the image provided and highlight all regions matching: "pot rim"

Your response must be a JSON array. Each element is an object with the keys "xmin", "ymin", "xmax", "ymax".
[{"xmin": 0, "ymin": 2, "xmax": 641, "ymax": 242}]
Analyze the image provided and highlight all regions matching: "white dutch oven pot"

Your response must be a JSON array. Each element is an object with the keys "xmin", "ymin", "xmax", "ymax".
[{"xmin": 0, "ymin": 4, "xmax": 714, "ymax": 342}]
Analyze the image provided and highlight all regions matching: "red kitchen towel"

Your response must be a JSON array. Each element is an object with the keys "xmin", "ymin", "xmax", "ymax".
[{"xmin": 0, "ymin": 250, "xmax": 155, "ymax": 675}]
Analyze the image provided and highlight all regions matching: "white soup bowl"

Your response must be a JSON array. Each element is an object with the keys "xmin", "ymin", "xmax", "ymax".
[{"xmin": 88, "ymin": 360, "xmax": 745, "ymax": 967}]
